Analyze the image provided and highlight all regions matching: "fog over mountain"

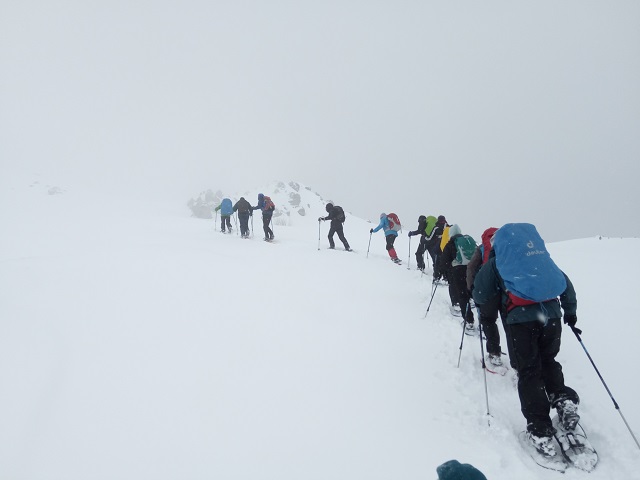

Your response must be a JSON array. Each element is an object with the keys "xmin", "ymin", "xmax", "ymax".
[{"xmin": 2, "ymin": 1, "xmax": 639, "ymax": 242}]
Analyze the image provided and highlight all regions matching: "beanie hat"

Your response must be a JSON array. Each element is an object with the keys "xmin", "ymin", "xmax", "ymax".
[
  {"xmin": 325, "ymin": 203, "xmax": 334, "ymax": 213},
  {"xmin": 436, "ymin": 460, "xmax": 487, "ymax": 480},
  {"xmin": 438, "ymin": 215, "xmax": 447, "ymax": 223},
  {"xmin": 380, "ymin": 213, "xmax": 386, "ymax": 218},
  {"xmin": 419, "ymin": 215, "xmax": 426, "ymax": 222}
]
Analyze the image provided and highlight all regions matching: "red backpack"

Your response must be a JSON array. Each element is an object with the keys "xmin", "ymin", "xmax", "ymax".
[
  {"xmin": 387, "ymin": 213, "xmax": 402, "ymax": 232},
  {"xmin": 264, "ymin": 196, "xmax": 275, "ymax": 211}
]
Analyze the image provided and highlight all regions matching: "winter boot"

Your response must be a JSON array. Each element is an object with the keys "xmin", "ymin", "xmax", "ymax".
[
  {"xmin": 527, "ymin": 432, "xmax": 557, "ymax": 458},
  {"xmin": 555, "ymin": 399, "xmax": 580, "ymax": 431},
  {"xmin": 464, "ymin": 322, "xmax": 476, "ymax": 333},
  {"xmin": 487, "ymin": 353, "xmax": 503, "ymax": 367}
]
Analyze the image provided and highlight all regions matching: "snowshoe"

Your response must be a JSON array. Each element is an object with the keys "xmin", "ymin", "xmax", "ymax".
[
  {"xmin": 552, "ymin": 415, "xmax": 598, "ymax": 472},
  {"xmin": 484, "ymin": 354, "xmax": 508, "ymax": 376},
  {"xmin": 487, "ymin": 353, "xmax": 503, "ymax": 367},
  {"xmin": 464, "ymin": 322, "xmax": 477, "ymax": 336},
  {"xmin": 518, "ymin": 431, "xmax": 567, "ymax": 472},
  {"xmin": 449, "ymin": 305, "xmax": 462, "ymax": 317}
]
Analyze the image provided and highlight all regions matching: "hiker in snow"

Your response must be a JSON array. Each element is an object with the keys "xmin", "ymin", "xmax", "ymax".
[
  {"xmin": 214, "ymin": 198, "xmax": 234, "ymax": 233},
  {"xmin": 407, "ymin": 215, "xmax": 428, "ymax": 271},
  {"xmin": 425, "ymin": 215, "xmax": 448, "ymax": 272},
  {"xmin": 233, "ymin": 196, "xmax": 253, "ymax": 238},
  {"xmin": 436, "ymin": 224, "xmax": 476, "ymax": 330},
  {"xmin": 319, "ymin": 203, "xmax": 351, "ymax": 251},
  {"xmin": 252, "ymin": 193, "xmax": 275, "ymax": 241},
  {"xmin": 473, "ymin": 223, "xmax": 581, "ymax": 459},
  {"xmin": 466, "ymin": 227, "xmax": 509, "ymax": 368},
  {"xmin": 370, "ymin": 213, "xmax": 401, "ymax": 264}
]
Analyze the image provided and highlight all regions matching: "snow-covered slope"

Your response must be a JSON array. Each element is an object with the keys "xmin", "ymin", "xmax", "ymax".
[
  {"xmin": 187, "ymin": 181, "xmax": 356, "ymax": 227},
  {"xmin": 0, "ymin": 180, "xmax": 639, "ymax": 479}
]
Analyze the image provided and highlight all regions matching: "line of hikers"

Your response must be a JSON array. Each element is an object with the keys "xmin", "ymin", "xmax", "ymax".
[
  {"xmin": 214, "ymin": 193, "xmax": 275, "ymax": 241},
  {"xmin": 318, "ymin": 205, "xmax": 582, "ymax": 461}
]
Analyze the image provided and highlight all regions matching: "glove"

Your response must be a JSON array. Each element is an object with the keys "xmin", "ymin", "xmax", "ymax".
[
  {"xmin": 563, "ymin": 314, "xmax": 582, "ymax": 334},
  {"xmin": 433, "ymin": 271, "xmax": 442, "ymax": 281},
  {"xmin": 318, "ymin": 217, "xmax": 323, "ymax": 222},
  {"xmin": 408, "ymin": 232, "xmax": 413, "ymax": 237},
  {"xmin": 369, "ymin": 228, "xmax": 373, "ymax": 234}
]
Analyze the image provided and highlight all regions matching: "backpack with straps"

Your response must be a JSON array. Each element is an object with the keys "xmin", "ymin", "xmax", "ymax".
[
  {"xmin": 493, "ymin": 223, "xmax": 566, "ymax": 309},
  {"xmin": 453, "ymin": 235, "xmax": 477, "ymax": 266},
  {"xmin": 334, "ymin": 205, "xmax": 346, "ymax": 222},
  {"xmin": 263, "ymin": 196, "xmax": 275, "ymax": 211},
  {"xmin": 387, "ymin": 213, "xmax": 401, "ymax": 232},
  {"xmin": 424, "ymin": 215, "xmax": 437, "ymax": 236}
]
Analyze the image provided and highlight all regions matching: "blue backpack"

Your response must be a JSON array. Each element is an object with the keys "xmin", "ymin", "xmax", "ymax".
[
  {"xmin": 493, "ymin": 223, "xmax": 566, "ymax": 308},
  {"xmin": 220, "ymin": 198, "xmax": 233, "ymax": 216}
]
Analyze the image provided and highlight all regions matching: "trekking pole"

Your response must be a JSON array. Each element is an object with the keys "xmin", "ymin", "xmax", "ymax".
[
  {"xmin": 270, "ymin": 217, "xmax": 275, "ymax": 237},
  {"xmin": 424, "ymin": 280, "xmax": 439, "ymax": 318},
  {"xmin": 317, "ymin": 220, "xmax": 322, "ymax": 251},
  {"xmin": 215, "ymin": 210, "xmax": 218, "ymax": 231},
  {"xmin": 407, "ymin": 236, "xmax": 412, "ymax": 270},
  {"xmin": 478, "ymin": 320, "xmax": 491, "ymax": 426},
  {"xmin": 456, "ymin": 318, "xmax": 466, "ymax": 368},
  {"xmin": 570, "ymin": 325, "xmax": 640, "ymax": 450},
  {"xmin": 251, "ymin": 215, "xmax": 254, "ymax": 238},
  {"xmin": 366, "ymin": 232, "xmax": 372, "ymax": 258}
]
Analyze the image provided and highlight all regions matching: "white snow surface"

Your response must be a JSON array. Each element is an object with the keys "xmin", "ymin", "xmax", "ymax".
[{"xmin": 1, "ymin": 179, "xmax": 639, "ymax": 480}]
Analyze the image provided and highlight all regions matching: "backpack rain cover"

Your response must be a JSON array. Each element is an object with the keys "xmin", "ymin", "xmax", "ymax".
[{"xmin": 493, "ymin": 223, "xmax": 566, "ymax": 302}]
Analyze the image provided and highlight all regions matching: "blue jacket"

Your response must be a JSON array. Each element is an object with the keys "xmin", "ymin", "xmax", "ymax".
[
  {"xmin": 215, "ymin": 198, "xmax": 233, "ymax": 216},
  {"xmin": 372, "ymin": 215, "xmax": 398, "ymax": 237}
]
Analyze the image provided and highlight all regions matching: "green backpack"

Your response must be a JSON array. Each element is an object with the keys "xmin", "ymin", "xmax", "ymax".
[
  {"xmin": 453, "ymin": 235, "xmax": 477, "ymax": 266},
  {"xmin": 424, "ymin": 216, "xmax": 438, "ymax": 236}
]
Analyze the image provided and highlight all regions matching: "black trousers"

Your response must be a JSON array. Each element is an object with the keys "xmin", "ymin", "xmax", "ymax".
[
  {"xmin": 415, "ymin": 236, "xmax": 427, "ymax": 269},
  {"xmin": 509, "ymin": 318, "xmax": 579, "ymax": 436},
  {"xmin": 385, "ymin": 234, "xmax": 396, "ymax": 250},
  {"xmin": 425, "ymin": 240, "xmax": 440, "ymax": 269},
  {"xmin": 221, "ymin": 215, "xmax": 232, "ymax": 231},
  {"xmin": 449, "ymin": 265, "xmax": 474, "ymax": 323},
  {"xmin": 328, "ymin": 221, "xmax": 350, "ymax": 249},
  {"xmin": 238, "ymin": 212, "xmax": 250, "ymax": 236},
  {"xmin": 262, "ymin": 214, "xmax": 273, "ymax": 239},
  {"xmin": 477, "ymin": 295, "xmax": 502, "ymax": 356}
]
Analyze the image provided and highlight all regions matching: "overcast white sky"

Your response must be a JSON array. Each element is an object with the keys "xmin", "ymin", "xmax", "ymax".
[{"xmin": 2, "ymin": 0, "xmax": 639, "ymax": 241}]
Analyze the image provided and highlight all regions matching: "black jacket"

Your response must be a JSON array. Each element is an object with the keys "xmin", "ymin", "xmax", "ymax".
[
  {"xmin": 408, "ymin": 217, "xmax": 427, "ymax": 237},
  {"xmin": 233, "ymin": 198, "xmax": 252, "ymax": 214},
  {"xmin": 323, "ymin": 205, "xmax": 345, "ymax": 223}
]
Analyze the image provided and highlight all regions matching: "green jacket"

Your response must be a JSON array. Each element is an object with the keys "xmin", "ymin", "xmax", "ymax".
[{"xmin": 472, "ymin": 257, "xmax": 577, "ymax": 325}]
